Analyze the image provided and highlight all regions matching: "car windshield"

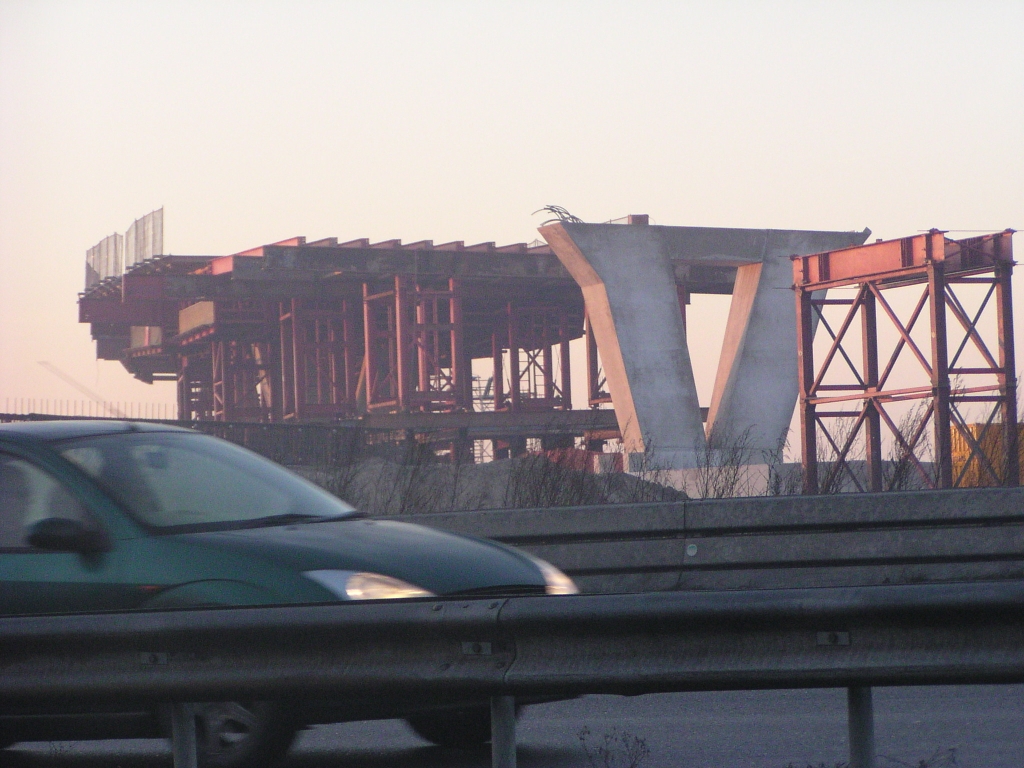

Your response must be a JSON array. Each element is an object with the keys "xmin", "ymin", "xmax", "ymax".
[{"xmin": 55, "ymin": 431, "xmax": 357, "ymax": 532}]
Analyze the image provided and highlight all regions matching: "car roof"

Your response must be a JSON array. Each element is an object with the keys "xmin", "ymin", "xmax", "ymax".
[{"xmin": 0, "ymin": 420, "xmax": 192, "ymax": 443}]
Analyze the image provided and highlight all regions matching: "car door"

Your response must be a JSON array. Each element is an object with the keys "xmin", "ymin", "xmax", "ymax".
[{"xmin": 0, "ymin": 450, "xmax": 151, "ymax": 615}]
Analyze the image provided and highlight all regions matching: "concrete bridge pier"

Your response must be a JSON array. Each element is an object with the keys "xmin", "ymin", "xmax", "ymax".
[{"xmin": 541, "ymin": 220, "xmax": 869, "ymax": 471}]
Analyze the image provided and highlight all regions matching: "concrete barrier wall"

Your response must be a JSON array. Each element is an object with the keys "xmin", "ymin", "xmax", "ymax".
[{"xmin": 396, "ymin": 487, "xmax": 1024, "ymax": 593}]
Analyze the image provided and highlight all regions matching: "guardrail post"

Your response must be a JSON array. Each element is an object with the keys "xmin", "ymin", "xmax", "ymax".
[
  {"xmin": 847, "ymin": 686, "xmax": 875, "ymax": 768},
  {"xmin": 170, "ymin": 702, "xmax": 198, "ymax": 768},
  {"xmin": 491, "ymin": 695, "xmax": 516, "ymax": 768}
]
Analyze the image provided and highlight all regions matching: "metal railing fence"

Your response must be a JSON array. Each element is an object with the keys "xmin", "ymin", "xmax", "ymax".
[{"xmin": 1, "ymin": 580, "xmax": 1022, "ymax": 768}]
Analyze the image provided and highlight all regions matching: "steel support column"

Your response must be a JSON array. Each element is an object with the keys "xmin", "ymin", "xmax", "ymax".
[
  {"xmin": 450, "ymin": 279, "xmax": 469, "ymax": 408},
  {"xmin": 291, "ymin": 299, "xmax": 308, "ymax": 421},
  {"xmin": 176, "ymin": 350, "xmax": 213, "ymax": 422},
  {"xmin": 363, "ymin": 282, "xmax": 400, "ymax": 412},
  {"xmin": 211, "ymin": 341, "xmax": 227, "ymax": 420},
  {"xmin": 507, "ymin": 302, "xmax": 520, "ymax": 412},
  {"xmin": 279, "ymin": 300, "xmax": 298, "ymax": 420},
  {"xmin": 928, "ymin": 259, "xmax": 953, "ymax": 488},
  {"xmin": 847, "ymin": 686, "xmax": 875, "ymax": 768},
  {"xmin": 862, "ymin": 289, "xmax": 883, "ymax": 491},
  {"xmin": 170, "ymin": 703, "xmax": 198, "ymax": 768},
  {"xmin": 585, "ymin": 312, "xmax": 611, "ymax": 408},
  {"xmin": 493, "ymin": 329, "xmax": 505, "ymax": 412},
  {"xmin": 995, "ymin": 258, "xmax": 1019, "ymax": 485},
  {"xmin": 491, "ymin": 695, "xmax": 517, "ymax": 768},
  {"xmin": 559, "ymin": 309, "xmax": 572, "ymax": 410},
  {"xmin": 796, "ymin": 283, "xmax": 818, "ymax": 494},
  {"xmin": 362, "ymin": 283, "xmax": 381, "ymax": 408},
  {"xmin": 395, "ymin": 276, "xmax": 412, "ymax": 410}
]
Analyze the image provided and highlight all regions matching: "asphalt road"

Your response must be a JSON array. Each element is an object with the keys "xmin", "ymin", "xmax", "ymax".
[{"xmin": 6, "ymin": 685, "xmax": 1023, "ymax": 768}]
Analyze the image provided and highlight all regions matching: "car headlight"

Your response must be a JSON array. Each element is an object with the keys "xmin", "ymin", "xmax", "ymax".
[
  {"xmin": 525, "ymin": 555, "xmax": 579, "ymax": 595},
  {"xmin": 304, "ymin": 570, "xmax": 435, "ymax": 600}
]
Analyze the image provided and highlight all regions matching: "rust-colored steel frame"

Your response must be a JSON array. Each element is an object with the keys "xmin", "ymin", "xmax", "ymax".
[
  {"xmin": 136, "ymin": 249, "xmax": 583, "ymax": 430},
  {"xmin": 82, "ymin": 235, "xmax": 598, "ymax": 467},
  {"xmin": 177, "ymin": 349, "xmax": 213, "ymax": 423},
  {"xmin": 173, "ymin": 301, "xmax": 277, "ymax": 423},
  {"xmin": 584, "ymin": 310, "xmax": 612, "ymax": 408},
  {"xmin": 363, "ymin": 277, "xmax": 469, "ymax": 414},
  {"xmin": 492, "ymin": 303, "xmax": 572, "ymax": 413},
  {"xmin": 795, "ymin": 230, "xmax": 1017, "ymax": 493},
  {"xmin": 212, "ymin": 340, "xmax": 273, "ymax": 422},
  {"xmin": 279, "ymin": 298, "xmax": 361, "ymax": 421}
]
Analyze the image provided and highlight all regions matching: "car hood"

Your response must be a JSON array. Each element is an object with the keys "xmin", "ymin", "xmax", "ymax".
[{"xmin": 177, "ymin": 518, "xmax": 546, "ymax": 597}]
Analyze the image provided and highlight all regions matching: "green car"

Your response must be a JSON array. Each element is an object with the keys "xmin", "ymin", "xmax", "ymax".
[{"xmin": 0, "ymin": 420, "xmax": 577, "ymax": 766}]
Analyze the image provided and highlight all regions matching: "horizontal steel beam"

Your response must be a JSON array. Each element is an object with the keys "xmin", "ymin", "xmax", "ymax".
[
  {"xmin": 190, "ymin": 409, "xmax": 620, "ymax": 438},
  {"xmin": 0, "ymin": 581, "xmax": 1021, "ymax": 707},
  {"xmin": 353, "ymin": 409, "xmax": 619, "ymax": 436},
  {"xmin": 5, "ymin": 411, "xmax": 621, "ymax": 440}
]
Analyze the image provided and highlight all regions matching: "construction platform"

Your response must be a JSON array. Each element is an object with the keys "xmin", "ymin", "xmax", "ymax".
[
  {"xmin": 79, "ymin": 232, "xmax": 615, "ymax": 457},
  {"xmin": 79, "ymin": 212, "xmax": 877, "ymax": 467}
]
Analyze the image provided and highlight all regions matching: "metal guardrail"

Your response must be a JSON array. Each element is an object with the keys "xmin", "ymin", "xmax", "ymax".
[
  {"xmin": 409, "ymin": 486, "xmax": 1024, "ymax": 593},
  {"xmin": 1, "ymin": 580, "xmax": 1023, "ymax": 768}
]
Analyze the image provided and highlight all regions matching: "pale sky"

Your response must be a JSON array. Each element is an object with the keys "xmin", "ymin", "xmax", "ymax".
[{"xmin": 1, "ymin": 1, "xmax": 1022, "ymax": 419}]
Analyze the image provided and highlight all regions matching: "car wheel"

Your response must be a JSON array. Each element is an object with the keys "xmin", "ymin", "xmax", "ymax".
[
  {"xmin": 193, "ymin": 701, "xmax": 297, "ymax": 768},
  {"xmin": 406, "ymin": 706, "xmax": 492, "ymax": 748}
]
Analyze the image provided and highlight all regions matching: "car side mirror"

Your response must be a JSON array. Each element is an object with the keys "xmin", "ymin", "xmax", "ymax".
[{"xmin": 26, "ymin": 518, "xmax": 111, "ymax": 553}]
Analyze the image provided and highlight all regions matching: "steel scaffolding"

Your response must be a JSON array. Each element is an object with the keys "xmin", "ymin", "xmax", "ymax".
[{"xmin": 794, "ymin": 229, "xmax": 1017, "ymax": 493}]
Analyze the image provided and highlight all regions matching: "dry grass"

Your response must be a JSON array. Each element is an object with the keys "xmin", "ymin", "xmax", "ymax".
[
  {"xmin": 299, "ymin": 443, "xmax": 683, "ymax": 517},
  {"xmin": 783, "ymin": 748, "xmax": 958, "ymax": 768}
]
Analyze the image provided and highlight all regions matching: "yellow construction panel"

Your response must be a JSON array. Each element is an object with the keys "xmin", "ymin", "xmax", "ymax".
[
  {"xmin": 951, "ymin": 423, "xmax": 1023, "ymax": 487},
  {"xmin": 178, "ymin": 301, "xmax": 215, "ymax": 335},
  {"xmin": 129, "ymin": 325, "xmax": 163, "ymax": 349}
]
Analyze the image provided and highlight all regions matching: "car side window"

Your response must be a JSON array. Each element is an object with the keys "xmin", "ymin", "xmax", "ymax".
[{"xmin": 0, "ymin": 453, "xmax": 88, "ymax": 548}]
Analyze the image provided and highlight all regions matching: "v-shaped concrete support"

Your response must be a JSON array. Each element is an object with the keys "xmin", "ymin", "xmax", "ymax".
[{"xmin": 541, "ymin": 221, "xmax": 869, "ymax": 469}]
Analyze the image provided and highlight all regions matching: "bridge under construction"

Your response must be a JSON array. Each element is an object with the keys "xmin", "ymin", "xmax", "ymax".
[
  {"xmin": 83, "ymin": 210, "xmax": 1016, "ymax": 484},
  {"xmin": 78, "ymin": 211, "xmax": 877, "ymax": 466},
  {"xmin": 79, "ymin": 217, "xmax": 619, "ymax": 459}
]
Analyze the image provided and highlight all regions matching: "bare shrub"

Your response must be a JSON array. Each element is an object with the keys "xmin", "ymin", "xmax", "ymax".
[
  {"xmin": 296, "ymin": 434, "xmax": 467, "ymax": 516},
  {"xmin": 299, "ymin": 440, "xmax": 682, "ymax": 517},
  {"xmin": 578, "ymin": 726, "xmax": 650, "ymax": 768},
  {"xmin": 782, "ymin": 746, "xmax": 958, "ymax": 768},
  {"xmin": 883, "ymin": 402, "xmax": 935, "ymax": 491},
  {"xmin": 763, "ymin": 429, "xmax": 802, "ymax": 496},
  {"xmin": 815, "ymin": 417, "xmax": 861, "ymax": 494},
  {"xmin": 502, "ymin": 448, "xmax": 682, "ymax": 510},
  {"xmin": 690, "ymin": 425, "xmax": 756, "ymax": 499},
  {"xmin": 878, "ymin": 747, "xmax": 958, "ymax": 767},
  {"xmin": 503, "ymin": 449, "xmax": 597, "ymax": 509}
]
